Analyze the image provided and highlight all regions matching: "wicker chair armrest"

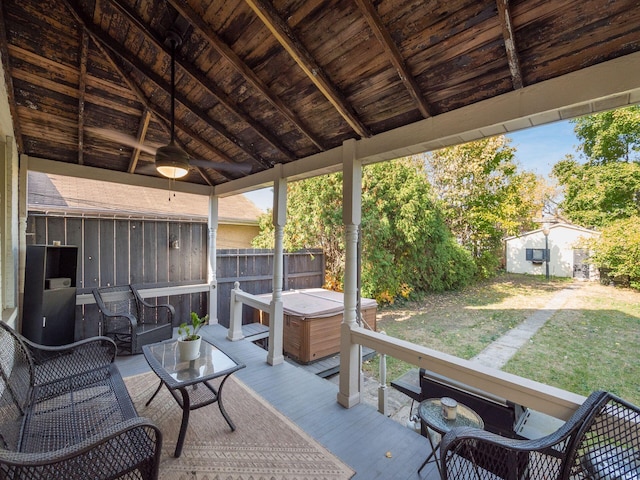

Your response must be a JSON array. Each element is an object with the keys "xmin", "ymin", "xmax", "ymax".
[
  {"xmin": 139, "ymin": 300, "xmax": 175, "ymax": 323},
  {"xmin": 22, "ymin": 336, "xmax": 117, "ymax": 388},
  {"xmin": 0, "ymin": 417, "xmax": 161, "ymax": 480}
]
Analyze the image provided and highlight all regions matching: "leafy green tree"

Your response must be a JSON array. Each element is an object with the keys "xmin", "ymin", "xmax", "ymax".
[
  {"xmin": 587, "ymin": 216, "xmax": 640, "ymax": 288},
  {"xmin": 252, "ymin": 158, "xmax": 476, "ymax": 302},
  {"xmin": 552, "ymin": 157, "xmax": 640, "ymax": 228},
  {"xmin": 424, "ymin": 136, "xmax": 541, "ymax": 277},
  {"xmin": 572, "ymin": 105, "xmax": 640, "ymax": 164}
]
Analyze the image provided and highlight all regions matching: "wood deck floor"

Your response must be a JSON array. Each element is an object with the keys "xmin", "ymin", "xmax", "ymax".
[{"xmin": 116, "ymin": 324, "xmax": 440, "ymax": 480}]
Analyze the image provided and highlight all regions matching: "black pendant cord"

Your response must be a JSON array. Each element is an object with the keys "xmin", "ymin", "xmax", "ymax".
[{"xmin": 170, "ymin": 39, "xmax": 176, "ymax": 144}]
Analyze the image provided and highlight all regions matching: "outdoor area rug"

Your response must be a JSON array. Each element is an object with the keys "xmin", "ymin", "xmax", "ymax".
[{"xmin": 125, "ymin": 372, "xmax": 355, "ymax": 480}]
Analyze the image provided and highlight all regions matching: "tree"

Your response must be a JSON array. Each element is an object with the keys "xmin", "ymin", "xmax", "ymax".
[
  {"xmin": 587, "ymin": 216, "xmax": 640, "ymax": 288},
  {"xmin": 552, "ymin": 157, "xmax": 640, "ymax": 228},
  {"xmin": 571, "ymin": 105, "xmax": 640, "ymax": 164},
  {"xmin": 252, "ymin": 158, "xmax": 476, "ymax": 303},
  {"xmin": 424, "ymin": 136, "xmax": 541, "ymax": 276}
]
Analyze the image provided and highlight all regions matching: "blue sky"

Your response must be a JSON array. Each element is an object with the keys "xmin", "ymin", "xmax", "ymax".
[{"xmin": 244, "ymin": 119, "xmax": 582, "ymax": 211}]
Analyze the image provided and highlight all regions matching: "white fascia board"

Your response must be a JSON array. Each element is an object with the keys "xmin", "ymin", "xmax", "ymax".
[{"xmin": 28, "ymin": 157, "xmax": 213, "ymax": 196}]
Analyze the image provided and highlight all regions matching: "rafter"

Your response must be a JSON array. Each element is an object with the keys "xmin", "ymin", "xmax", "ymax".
[
  {"xmin": 244, "ymin": 0, "xmax": 371, "ymax": 138},
  {"xmin": 62, "ymin": 1, "xmax": 241, "ymax": 183},
  {"xmin": 354, "ymin": 0, "xmax": 431, "ymax": 119},
  {"xmin": 62, "ymin": 0, "xmax": 270, "ymax": 172},
  {"xmin": 127, "ymin": 108, "xmax": 151, "ymax": 174},
  {"xmin": 496, "ymin": 0, "xmax": 523, "ymax": 90},
  {"xmin": 109, "ymin": 0, "xmax": 295, "ymax": 161},
  {"xmin": 166, "ymin": 0, "xmax": 325, "ymax": 152},
  {"xmin": 77, "ymin": 30, "xmax": 89, "ymax": 165}
]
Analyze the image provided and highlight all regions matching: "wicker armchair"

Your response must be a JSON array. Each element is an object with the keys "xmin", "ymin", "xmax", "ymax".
[
  {"xmin": 0, "ymin": 321, "xmax": 161, "ymax": 479},
  {"xmin": 93, "ymin": 285, "xmax": 174, "ymax": 355},
  {"xmin": 440, "ymin": 390, "xmax": 640, "ymax": 480}
]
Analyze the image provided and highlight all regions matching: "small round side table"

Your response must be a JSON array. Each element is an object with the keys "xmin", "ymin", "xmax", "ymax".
[{"xmin": 417, "ymin": 398, "xmax": 484, "ymax": 476}]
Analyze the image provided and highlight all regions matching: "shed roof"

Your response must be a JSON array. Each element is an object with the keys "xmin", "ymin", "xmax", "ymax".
[
  {"xmin": 504, "ymin": 222, "xmax": 600, "ymax": 242},
  {"xmin": 27, "ymin": 171, "xmax": 261, "ymax": 223}
]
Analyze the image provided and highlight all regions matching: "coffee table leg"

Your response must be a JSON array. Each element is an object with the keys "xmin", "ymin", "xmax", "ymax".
[
  {"xmin": 215, "ymin": 374, "xmax": 236, "ymax": 431},
  {"xmin": 145, "ymin": 381, "xmax": 163, "ymax": 407},
  {"xmin": 174, "ymin": 388, "xmax": 191, "ymax": 458}
]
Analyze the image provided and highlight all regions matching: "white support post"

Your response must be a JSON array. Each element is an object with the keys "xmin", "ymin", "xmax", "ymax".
[
  {"xmin": 207, "ymin": 195, "xmax": 219, "ymax": 324},
  {"xmin": 267, "ymin": 173, "xmax": 286, "ymax": 366},
  {"xmin": 378, "ymin": 352, "xmax": 388, "ymax": 415},
  {"xmin": 227, "ymin": 281, "xmax": 245, "ymax": 341},
  {"xmin": 338, "ymin": 139, "xmax": 362, "ymax": 408}
]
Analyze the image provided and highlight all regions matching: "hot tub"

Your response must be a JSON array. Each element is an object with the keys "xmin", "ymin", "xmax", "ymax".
[{"xmin": 254, "ymin": 288, "xmax": 377, "ymax": 364}]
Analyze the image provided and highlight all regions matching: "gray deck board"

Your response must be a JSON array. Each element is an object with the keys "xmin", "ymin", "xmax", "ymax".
[{"xmin": 116, "ymin": 324, "xmax": 438, "ymax": 480}]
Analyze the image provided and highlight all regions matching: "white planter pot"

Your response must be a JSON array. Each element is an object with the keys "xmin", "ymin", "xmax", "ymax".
[{"xmin": 178, "ymin": 336, "xmax": 201, "ymax": 361}]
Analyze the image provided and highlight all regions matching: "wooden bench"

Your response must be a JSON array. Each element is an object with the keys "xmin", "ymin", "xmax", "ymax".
[
  {"xmin": 391, "ymin": 368, "xmax": 523, "ymax": 438},
  {"xmin": 0, "ymin": 321, "xmax": 161, "ymax": 479}
]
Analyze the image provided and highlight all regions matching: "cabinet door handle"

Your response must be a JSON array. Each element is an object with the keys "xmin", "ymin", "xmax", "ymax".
[{"xmin": 42, "ymin": 316, "xmax": 46, "ymax": 328}]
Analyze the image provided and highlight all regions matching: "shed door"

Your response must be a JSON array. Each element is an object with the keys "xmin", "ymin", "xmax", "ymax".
[{"xmin": 573, "ymin": 249, "xmax": 590, "ymax": 279}]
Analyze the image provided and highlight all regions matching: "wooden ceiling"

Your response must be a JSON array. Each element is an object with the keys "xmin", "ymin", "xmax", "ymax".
[{"xmin": 1, "ymin": 0, "xmax": 640, "ymax": 188}]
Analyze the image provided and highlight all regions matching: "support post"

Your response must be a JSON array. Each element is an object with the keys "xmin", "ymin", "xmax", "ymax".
[
  {"xmin": 227, "ymin": 282, "xmax": 244, "ymax": 341},
  {"xmin": 267, "ymin": 173, "xmax": 286, "ymax": 366},
  {"xmin": 378, "ymin": 352, "xmax": 388, "ymax": 415},
  {"xmin": 207, "ymin": 195, "xmax": 219, "ymax": 324},
  {"xmin": 338, "ymin": 139, "xmax": 362, "ymax": 408}
]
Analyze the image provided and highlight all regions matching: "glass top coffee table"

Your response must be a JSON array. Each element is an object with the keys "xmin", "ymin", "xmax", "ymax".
[
  {"xmin": 417, "ymin": 398, "xmax": 484, "ymax": 476},
  {"xmin": 142, "ymin": 337, "xmax": 246, "ymax": 457}
]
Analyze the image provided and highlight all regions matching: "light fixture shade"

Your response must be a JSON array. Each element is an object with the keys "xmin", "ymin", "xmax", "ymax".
[{"xmin": 155, "ymin": 142, "xmax": 189, "ymax": 179}]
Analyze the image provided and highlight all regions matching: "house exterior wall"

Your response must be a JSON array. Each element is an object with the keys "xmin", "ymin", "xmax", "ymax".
[
  {"xmin": 505, "ymin": 225, "xmax": 599, "ymax": 278},
  {"xmin": 217, "ymin": 223, "xmax": 259, "ymax": 248}
]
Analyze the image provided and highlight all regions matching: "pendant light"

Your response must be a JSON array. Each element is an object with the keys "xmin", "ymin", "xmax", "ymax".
[{"xmin": 156, "ymin": 32, "xmax": 189, "ymax": 179}]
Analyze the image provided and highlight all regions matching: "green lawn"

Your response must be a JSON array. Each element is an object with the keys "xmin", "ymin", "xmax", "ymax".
[{"xmin": 364, "ymin": 273, "xmax": 640, "ymax": 405}]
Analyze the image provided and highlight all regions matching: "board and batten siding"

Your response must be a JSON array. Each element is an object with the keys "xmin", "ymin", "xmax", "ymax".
[{"xmin": 26, "ymin": 214, "xmax": 324, "ymax": 340}]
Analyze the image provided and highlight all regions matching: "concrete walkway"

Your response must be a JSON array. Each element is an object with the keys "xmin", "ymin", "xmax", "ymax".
[
  {"xmin": 357, "ymin": 282, "xmax": 582, "ymax": 425},
  {"xmin": 471, "ymin": 283, "xmax": 579, "ymax": 369}
]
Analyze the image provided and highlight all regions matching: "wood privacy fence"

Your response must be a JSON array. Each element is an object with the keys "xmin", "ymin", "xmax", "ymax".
[{"xmin": 27, "ymin": 214, "xmax": 324, "ymax": 339}]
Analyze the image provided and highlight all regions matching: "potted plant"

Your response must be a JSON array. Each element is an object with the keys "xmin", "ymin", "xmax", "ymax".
[{"xmin": 177, "ymin": 312, "xmax": 208, "ymax": 361}]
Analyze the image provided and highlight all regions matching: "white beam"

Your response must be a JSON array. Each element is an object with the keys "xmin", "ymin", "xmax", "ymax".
[{"xmin": 27, "ymin": 157, "xmax": 213, "ymax": 196}]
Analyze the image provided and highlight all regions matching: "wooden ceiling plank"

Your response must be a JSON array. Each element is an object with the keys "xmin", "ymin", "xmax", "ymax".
[
  {"xmin": 61, "ymin": 1, "xmax": 238, "ymax": 182},
  {"xmin": 354, "ymin": 0, "xmax": 431, "ymax": 119},
  {"xmin": 108, "ymin": 0, "xmax": 295, "ymax": 162},
  {"xmin": 61, "ymin": 0, "xmax": 268, "ymax": 171},
  {"xmin": 167, "ymin": 0, "xmax": 326, "ymax": 152},
  {"xmin": 496, "ymin": 0, "xmax": 523, "ymax": 90},
  {"xmin": 127, "ymin": 108, "xmax": 151, "ymax": 173},
  {"xmin": 244, "ymin": 0, "xmax": 371, "ymax": 138},
  {"xmin": 77, "ymin": 30, "xmax": 89, "ymax": 165}
]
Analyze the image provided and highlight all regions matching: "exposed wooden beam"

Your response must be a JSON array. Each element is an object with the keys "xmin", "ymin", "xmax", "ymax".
[
  {"xmin": 244, "ymin": 0, "xmax": 371, "ymax": 138},
  {"xmin": 0, "ymin": 2, "xmax": 24, "ymax": 152},
  {"xmin": 62, "ymin": 0, "xmax": 268, "ymax": 173},
  {"xmin": 77, "ymin": 30, "xmax": 89, "ymax": 165},
  {"xmin": 496, "ymin": 0, "xmax": 523, "ymax": 90},
  {"xmin": 166, "ymin": 0, "xmax": 325, "ymax": 152},
  {"xmin": 127, "ymin": 108, "xmax": 151, "ymax": 174},
  {"xmin": 354, "ymin": 0, "xmax": 431, "ymax": 119},
  {"xmin": 109, "ymin": 0, "xmax": 295, "ymax": 161}
]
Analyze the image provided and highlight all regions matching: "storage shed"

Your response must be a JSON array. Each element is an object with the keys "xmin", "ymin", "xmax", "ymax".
[{"xmin": 505, "ymin": 223, "xmax": 600, "ymax": 279}]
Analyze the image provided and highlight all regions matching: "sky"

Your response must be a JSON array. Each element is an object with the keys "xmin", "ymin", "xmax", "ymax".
[{"xmin": 243, "ymin": 119, "xmax": 582, "ymax": 211}]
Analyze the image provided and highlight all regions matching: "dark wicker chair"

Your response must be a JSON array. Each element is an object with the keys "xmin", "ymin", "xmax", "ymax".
[
  {"xmin": 0, "ymin": 321, "xmax": 161, "ymax": 479},
  {"xmin": 440, "ymin": 390, "xmax": 640, "ymax": 480},
  {"xmin": 93, "ymin": 285, "xmax": 174, "ymax": 355}
]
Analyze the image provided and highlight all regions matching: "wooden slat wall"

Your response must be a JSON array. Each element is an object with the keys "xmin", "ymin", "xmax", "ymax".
[{"xmin": 27, "ymin": 215, "xmax": 324, "ymax": 336}]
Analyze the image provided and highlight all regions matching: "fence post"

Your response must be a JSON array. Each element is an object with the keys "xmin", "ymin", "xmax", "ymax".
[{"xmin": 227, "ymin": 282, "xmax": 244, "ymax": 341}]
